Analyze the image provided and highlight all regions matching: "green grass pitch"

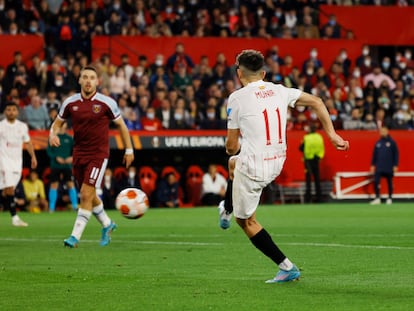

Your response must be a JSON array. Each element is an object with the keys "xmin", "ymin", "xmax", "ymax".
[{"xmin": 1, "ymin": 202, "xmax": 413, "ymax": 311}]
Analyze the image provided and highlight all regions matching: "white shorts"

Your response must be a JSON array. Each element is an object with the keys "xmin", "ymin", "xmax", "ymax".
[
  {"xmin": 0, "ymin": 169, "xmax": 22, "ymax": 189},
  {"xmin": 232, "ymin": 156, "xmax": 285, "ymax": 219}
]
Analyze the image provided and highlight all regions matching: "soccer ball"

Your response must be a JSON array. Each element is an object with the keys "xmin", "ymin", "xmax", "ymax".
[{"xmin": 115, "ymin": 188, "xmax": 149, "ymax": 219}]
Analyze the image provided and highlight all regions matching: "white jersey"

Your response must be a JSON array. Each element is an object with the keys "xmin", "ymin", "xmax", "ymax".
[
  {"xmin": 0, "ymin": 119, "xmax": 30, "ymax": 188},
  {"xmin": 201, "ymin": 172, "xmax": 227, "ymax": 196},
  {"xmin": 227, "ymin": 80, "xmax": 302, "ymax": 181}
]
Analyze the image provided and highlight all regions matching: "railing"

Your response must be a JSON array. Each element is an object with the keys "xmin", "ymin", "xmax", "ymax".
[{"xmin": 332, "ymin": 171, "xmax": 414, "ymax": 199}]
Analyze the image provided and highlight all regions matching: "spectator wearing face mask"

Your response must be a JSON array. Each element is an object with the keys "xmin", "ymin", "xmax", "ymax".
[
  {"xmin": 321, "ymin": 14, "xmax": 341, "ymax": 39},
  {"xmin": 356, "ymin": 45, "xmax": 371, "ymax": 68},
  {"xmin": 199, "ymin": 106, "xmax": 226, "ymax": 129},
  {"xmin": 302, "ymin": 48, "xmax": 323, "ymax": 73},
  {"xmin": 403, "ymin": 48, "xmax": 414, "ymax": 69},
  {"xmin": 130, "ymin": 65, "xmax": 147, "ymax": 88},
  {"xmin": 169, "ymin": 105, "xmax": 191, "ymax": 129},
  {"xmin": 141, "ymin": 107, "xmax": 162, "ymax": 131},
  {"xmin": 390, "ymin": 108, "xmax": 410, "ymax": 129},
  {"xmin": 380, "ymin": 56, "xmax": 392, "ymax": 75},
  {"xmin": 360, "ymin": 55, "xmax": 375, "ymax": 77},
  {"xmin": 402, "ymin": 67, "xmax": 414, "ymax": 89},
  {"xmin": 118, "ymin": 166, "xmax": 141, "ymax": 190}
]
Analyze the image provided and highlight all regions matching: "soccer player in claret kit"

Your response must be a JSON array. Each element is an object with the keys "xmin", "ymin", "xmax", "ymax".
[
  {"xmin": 49, "ymin": 66, "xmax": 134, "ymax": 248},
  {"xmin": 220, "ymin": 50, "xmax": 349, "ymax": 283}
]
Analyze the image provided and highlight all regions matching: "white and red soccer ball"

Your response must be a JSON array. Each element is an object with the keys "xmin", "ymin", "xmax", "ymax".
[{"xmin": 115, "ymin": 188, "xmax": 149, "ymax": 219}]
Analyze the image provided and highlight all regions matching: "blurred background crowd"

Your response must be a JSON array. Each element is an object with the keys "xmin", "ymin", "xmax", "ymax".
[
  {"xmin": 0, "ymin": 0, "xmax": 413, "ymax": 132},
  {"xmin": 0, "ymin": 0, "xmax": 413, "ymax": 212}
]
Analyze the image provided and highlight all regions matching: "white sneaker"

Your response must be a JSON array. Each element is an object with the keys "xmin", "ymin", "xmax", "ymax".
[
  {"xmin": 370, "ymin": 198, "xmax": 381, "ymax": 205},
  {"xmin": 12, "ymin": 216, "xmax": 29, "ymax": 227},
  {"xmin": 218, "ymin": 200, "xmax": 232, "ymax": 230},
  {"xmin": 386, "ymin": 198, "xmax": 392, "ymax": 205}
]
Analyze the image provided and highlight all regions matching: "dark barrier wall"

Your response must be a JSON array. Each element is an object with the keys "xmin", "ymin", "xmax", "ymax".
[
  {"xmin": 30, "ymin": 130, "xmax": 414, "ymax": 182},
  {"xmin": 319, "ymin": 5, "xmax": 414, "ymax": 45}
]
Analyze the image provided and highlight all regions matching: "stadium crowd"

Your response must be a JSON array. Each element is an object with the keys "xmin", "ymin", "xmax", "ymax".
[{"xmin": 0, "ymin": 0, "xmax": 413, "ymax": 131}]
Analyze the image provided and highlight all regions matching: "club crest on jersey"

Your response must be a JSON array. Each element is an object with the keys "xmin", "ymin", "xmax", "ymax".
[{"xmin": 92, "ymin": 104, "xmax": 101, "ymax": 113}]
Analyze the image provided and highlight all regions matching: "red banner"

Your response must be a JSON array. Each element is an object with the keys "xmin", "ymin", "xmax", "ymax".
[
  {"xmin": 92, "ymin": 36, "xmax": 363, "ymax": 69},
  {"xmin": 0, "ymin": 35, "xmax": 44, "ymax": 68},
  {"xmin": 319, "ymin": 5, "xmax": 414, "ymax": 45}
]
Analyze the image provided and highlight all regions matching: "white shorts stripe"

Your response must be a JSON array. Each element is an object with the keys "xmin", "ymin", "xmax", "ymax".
[
  {"xmin": 95, "ymin": 159, "xmax": 108, "ymax": 188},
  {"xmin": 90, "ymin": 167, "xmax": 98, "ymax": 180}
]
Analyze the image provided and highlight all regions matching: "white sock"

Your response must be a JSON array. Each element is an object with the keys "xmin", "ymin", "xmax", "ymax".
[
  {"xmin": 279, "ymin": 258, "xmax": 294, "ymax": 271},
  {"xmin": 71, "ymin": 208, "xmax": 92, "ymax": 240},
  {"xmin": 92, "ymin": 203, "xmax": 111, "ymax": 228},
  {"xmin": 12, "ymin": 215, "xmax": 20, "ymax": 222}
]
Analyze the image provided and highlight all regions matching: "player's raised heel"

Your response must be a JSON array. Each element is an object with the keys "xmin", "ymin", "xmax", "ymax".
[
  {"xmin": 265, "ymin": 265, "xmax": 301, "ymax": 283},
  {"xmin": 100, "ymin": 221, "xmax": 117, "ymax": 246},
  {"xmin": 218, "ymin": 200, "xmax": 232, "ymax": 230},
  {"xmin": 64, "ymin": 236, "xmax": 79, "ymax": 248}
]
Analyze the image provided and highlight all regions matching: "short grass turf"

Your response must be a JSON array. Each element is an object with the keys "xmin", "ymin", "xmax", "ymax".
[{"xmin": 0, "ymin": 202, "xmax": 413, "ymax": 311}]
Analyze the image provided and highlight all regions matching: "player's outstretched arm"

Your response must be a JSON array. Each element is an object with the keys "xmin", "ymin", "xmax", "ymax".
[
  {"xmin": 113, "ymin": 118, "xmax": 134, "ymax": 168},
  {"xmin": 296, "ymin": 92, "xmax": 349, "ymax": 151}
]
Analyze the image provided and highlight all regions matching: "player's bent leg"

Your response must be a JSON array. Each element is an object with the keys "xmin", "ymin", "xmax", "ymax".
[
  {"xmin": 238, "ymin": 215, "xmax": 301, "ymax": 283},
  {"xmin": 92, "ymin": 194, "xmax": 117, "ymax": 246}
]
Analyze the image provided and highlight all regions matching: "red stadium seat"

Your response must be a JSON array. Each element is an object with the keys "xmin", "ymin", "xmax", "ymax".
[
  {"xmin": 185, "ymin": 165, "xmax": 204, "ymax": 206},
  {"xmin": 161, "ymin": 166, "xmax": 181, "ymax": 181},
  {"xmin": 138, "ymin": 166, "xmax": 158, "ymax": 197},
  {"xmin": 160, "ymin": 166, "xmax": 190, "ymax": 207},
  {"xmin": 216, "ymin": 164, "xmax": 229, "ymax": 180},
  {"xmin": 21, "ymin": 167, "xmax": 30, "ymax": 180},
  {"xmin": 113, "ymin": 166, "xmax": 128, "ymax": 181},
  {"xmin": 42, "ymin": 167, "xmax": 52, "ymax": 185}
]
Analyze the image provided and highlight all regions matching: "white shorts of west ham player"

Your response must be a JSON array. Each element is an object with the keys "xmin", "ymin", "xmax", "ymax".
[
  {"xmin": 0, "ymin": 169, "xmax": 22, "ymax": 189},
  {"xmin": 232, "ymin": 157, "xmax": 285, "ymax": 219}
]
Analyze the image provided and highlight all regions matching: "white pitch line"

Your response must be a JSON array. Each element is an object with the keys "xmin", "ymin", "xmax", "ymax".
[
  {"xmin": 0, "ymin": 237, "xmax": 413, "ymax": 250},
  {"xmin": 284, "ymin": 242, "xmax": 414, "ymax": 250},
  {"xmin": 0, "ymin": 237, "xmax": 221, "ymax": 246}
]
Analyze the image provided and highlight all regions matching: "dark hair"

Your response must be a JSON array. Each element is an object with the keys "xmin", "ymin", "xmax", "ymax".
[
  {"xmin": 80, "ymin": 65, "xmax": 97, "ymax": 74},
  {"xmin": 236, "ymin": 50, "xmax": 264, "ymax": 72},
  {"xmin": 5, "ymin": 101, "xmax": 18, "ymax": 108}
]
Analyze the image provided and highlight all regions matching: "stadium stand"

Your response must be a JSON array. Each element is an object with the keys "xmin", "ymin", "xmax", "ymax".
[{"xmin": 1, "ymin": 1, "xmax": 413, "ymax": 206}]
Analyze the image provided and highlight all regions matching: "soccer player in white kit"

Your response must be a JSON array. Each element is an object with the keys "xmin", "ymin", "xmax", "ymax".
[
  {"xmin": 0, "ymin": 102, "xmax": 38, "ymax": 226},
  {"xmin": 224, "ymin": 50, "xmax": 349, "ymax": 283}
]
